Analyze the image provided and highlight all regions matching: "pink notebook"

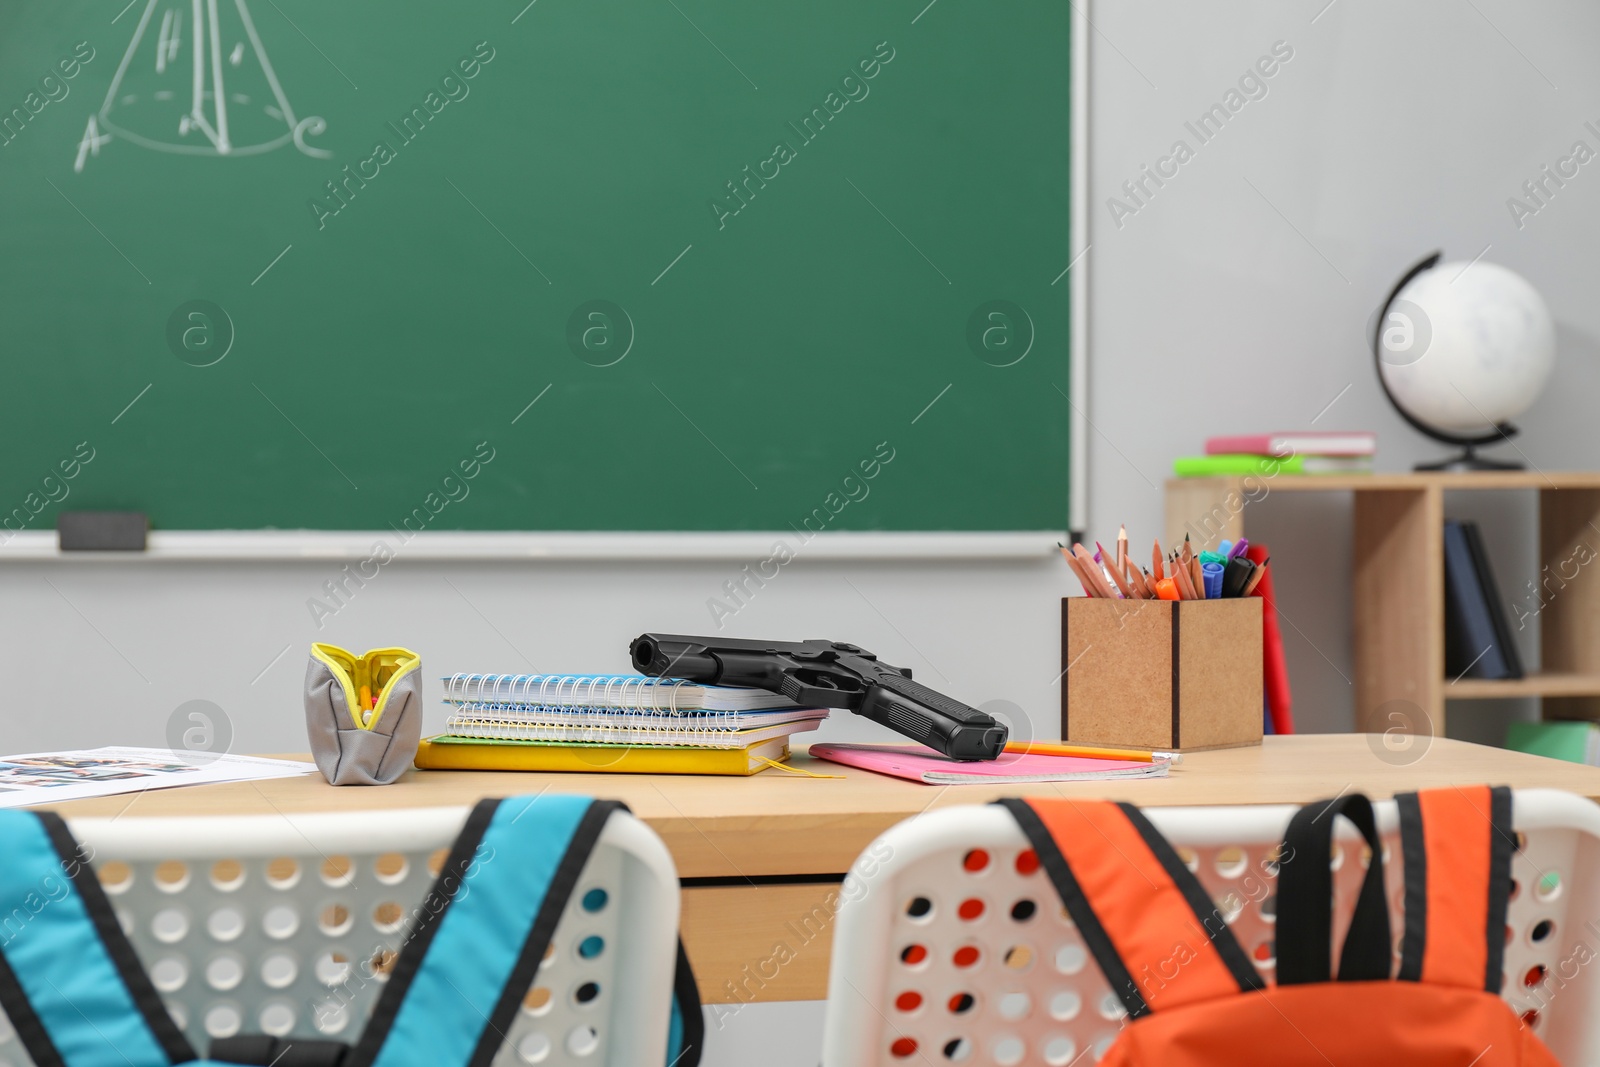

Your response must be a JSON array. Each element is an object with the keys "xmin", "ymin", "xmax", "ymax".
[
  {"xmin": 808, "ymin": 742, "xmax": 1170, "ymax": 785},
  {"xmin": 1204, "ymin": 431, "xmax": 1375, "ymax": 457}
]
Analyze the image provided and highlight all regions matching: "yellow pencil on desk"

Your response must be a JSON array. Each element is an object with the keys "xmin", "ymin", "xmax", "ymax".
[{"xmin": 1005, "ymin": 740, "xmax": 1182, "ymax": 764}]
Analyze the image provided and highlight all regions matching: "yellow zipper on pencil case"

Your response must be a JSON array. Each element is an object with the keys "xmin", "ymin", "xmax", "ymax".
[{"xmin": 310, "ymin": 644, "xmax": 421, "ymax": 730}]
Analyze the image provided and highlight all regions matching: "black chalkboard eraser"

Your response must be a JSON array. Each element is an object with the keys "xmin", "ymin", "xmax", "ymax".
[{"xmin": 58, "ymin": 511, "xmax": 149, "ymax": 552}]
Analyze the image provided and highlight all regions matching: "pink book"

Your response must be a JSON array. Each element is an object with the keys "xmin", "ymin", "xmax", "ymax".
[
  {"xmin": 808, "ymin": 742, "xmax": 1170, "ymax": 785},
  {"xmin": 1204, "ymin": 431, "xmax": 1375, "ymax": 457}
]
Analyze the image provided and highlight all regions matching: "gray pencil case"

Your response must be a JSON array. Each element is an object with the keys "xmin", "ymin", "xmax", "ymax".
[{"xmin": 305, "ymin": 644, "xmax": 423, "ymax": 785}]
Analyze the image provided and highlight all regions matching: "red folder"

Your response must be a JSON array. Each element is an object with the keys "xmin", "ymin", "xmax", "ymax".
[{"xmin": 1249, "ymin": 543, "xmax": 1293, "ymax": 734}]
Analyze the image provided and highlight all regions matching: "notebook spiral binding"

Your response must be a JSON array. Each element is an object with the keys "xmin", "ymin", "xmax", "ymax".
[
  {"xmin": 442, "ymin": 674, "xmax": 694, "ymax": 713},
  {"xmin": 441, "ymin": 714, "xmax": 758, "ymax": 747}
]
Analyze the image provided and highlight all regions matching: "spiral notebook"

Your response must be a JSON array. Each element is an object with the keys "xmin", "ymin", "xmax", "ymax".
[
  {"xmin": 443, "ymin": 708, "xmax": 828, "ymax": 749},
  {"xmin": 442, "ymin": 673, "xmax": 801, "ymax": 712}
]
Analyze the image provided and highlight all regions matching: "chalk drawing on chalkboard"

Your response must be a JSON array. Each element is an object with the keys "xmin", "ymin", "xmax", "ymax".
[{"xmin": 76, "ymin": 0, "xmax": 328, "ymax": 170}]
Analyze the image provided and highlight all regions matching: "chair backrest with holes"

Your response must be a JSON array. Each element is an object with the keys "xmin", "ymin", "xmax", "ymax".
[
  {"xmin": 822, "ymin": 788, "xmax": 1600, "ymax": 1066},
  {"xmin": 0, "ymin": 795, "xmax": 699, "ymax": 1067}
]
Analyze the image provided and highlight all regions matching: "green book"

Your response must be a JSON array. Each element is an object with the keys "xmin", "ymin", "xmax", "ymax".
[
  {"xmin": 1172, "ymin": 453, "xmax": 1375, "ymax": 477},
  {"xmin": 1506, "ymin": 721, "xmax": 1600, "ymax": 765}
]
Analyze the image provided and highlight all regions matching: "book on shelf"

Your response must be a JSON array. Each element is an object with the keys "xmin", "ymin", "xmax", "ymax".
[
  {"xmin": 1443, "ymin": 519, "xmax": 1523, "ymax": 681},
  {"xmin": 1204, "ymin": 431, "xmax": 1376, "ymax": 457},
  {"xmin": 1506, "ymin": 721, "xmax": 1600, "ymax": 766},
  {"xmin": 1173, "ymin": 453, "xmax": 1373, "ymax": 478}
]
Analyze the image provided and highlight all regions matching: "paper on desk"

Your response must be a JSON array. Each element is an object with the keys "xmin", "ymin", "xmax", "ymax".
[
  {"xmin": 810, "ymin": 742, "xmax": 1171, "ymax": 784},
  {"xmin": 0, "ymin": 746, "xmax": 317, "ymax": 809}
]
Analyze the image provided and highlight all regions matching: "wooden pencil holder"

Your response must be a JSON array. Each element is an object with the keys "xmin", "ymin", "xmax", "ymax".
[{"xmin": 1061, "ymin": 597, "xmax": 1263, "ymax": 752}]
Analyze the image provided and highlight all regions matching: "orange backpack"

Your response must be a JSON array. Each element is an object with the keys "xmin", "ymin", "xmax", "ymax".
[{"xmin": 999, "ymin": 786, "xmax": 1559, "ymax": 1066}]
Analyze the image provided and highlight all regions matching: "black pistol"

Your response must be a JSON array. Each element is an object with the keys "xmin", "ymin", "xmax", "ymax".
[{"xmin": 629, "ymin": 634, "xmax": 1008, "ymax": 761}]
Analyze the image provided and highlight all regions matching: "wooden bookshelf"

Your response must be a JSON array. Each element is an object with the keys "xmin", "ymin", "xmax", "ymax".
[
  {"xmin": 1165, "ymin": 471, "xmax": 1600, "ymax": 735},
  {"xmin": 1447, "ymin": 672, "xmax": 1600, "ymax": 700}
]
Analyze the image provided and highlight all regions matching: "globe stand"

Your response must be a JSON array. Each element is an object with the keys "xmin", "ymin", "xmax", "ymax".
[
  {"xmin": 1414, "ymin": 441, "xmax": 1524, "ymax": 472},
  {"xmin": 1374, "ymin": 250, "xmax": 1525, "ymax": 474}
]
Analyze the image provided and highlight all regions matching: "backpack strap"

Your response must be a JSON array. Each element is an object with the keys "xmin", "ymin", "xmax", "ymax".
[
  {"xmin": 342, "ymin": 794, "xmax": 702, "ymax": 1067},
  {"xmin": 997, "ymin": 798, "xmax": 1264, "ymax": 1019},
  {"xmin": 1276, "ymin": 792, "xmax": 1393, "ymax": 984},
  {"xmin": 1395, "ymin": 785, "xmax": 1514, "ymax": 991},
  {"xmin": 0, "ymin": 811, "xmax": 197, "ymax": 1067},
  {"xmin": 669, "ymin": 940, "xmax": 703, "ymax": 1065},
  {"xmin": 209, "ymin": 1036, "xmax": 350, "ymax": 1066}
]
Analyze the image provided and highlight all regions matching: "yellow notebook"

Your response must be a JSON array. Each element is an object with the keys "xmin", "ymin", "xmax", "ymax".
[{"xmin": 414, "ymin": 734, "xmax": 791, "ymax": 776}]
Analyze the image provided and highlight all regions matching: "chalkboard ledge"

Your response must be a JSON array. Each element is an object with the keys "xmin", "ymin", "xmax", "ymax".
[{"xmin": 0, "ymin": 530, "xmax": 1062, "ymax": 562}]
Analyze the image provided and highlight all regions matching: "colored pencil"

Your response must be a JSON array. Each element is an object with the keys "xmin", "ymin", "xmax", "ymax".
[
  {"xmin": 1096, "ymin": 542, "xmax": 1137, "ymax": 599},
  {"xmin": 1065, "ymin": 553, "xmax": 1101, "ymax": 597},
  {"xmin": 1005, "ymin": 740, "xmax": 1182, "ymax": 764},
  {"xmin": 1073, "ymin": 544, "xmax": 1118, "ymax": 599},
  {"xmin": 1171, "ymin": 553, "xmax": 1196, "ymax": 599},
  {"xmin": 1059, "ymin": 544, "xmax": 1096, "ymax": 597},
  {"xmin": 1127, "ymin": 564, "xmax": 1153, "ymax": 600},
  {"xmin": 1242, "ymin": 557, "xmax": 1270, "ymax": 597}
]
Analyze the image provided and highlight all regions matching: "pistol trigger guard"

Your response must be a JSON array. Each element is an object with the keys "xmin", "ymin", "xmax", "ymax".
[{"xmin": 779, "ymin": 671, "xmax": 864, "ymax": 711}]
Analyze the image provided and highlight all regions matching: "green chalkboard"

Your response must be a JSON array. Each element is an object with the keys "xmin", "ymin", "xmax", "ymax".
[{"xmin": 0, "ymin": 0, "xmax": 1071, "ymax": 532}]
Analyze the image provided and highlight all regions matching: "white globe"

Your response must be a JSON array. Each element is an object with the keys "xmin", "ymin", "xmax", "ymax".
[{"xmin": 1377, "ymin": 260, "xmax": 1555, "ymax": 436}]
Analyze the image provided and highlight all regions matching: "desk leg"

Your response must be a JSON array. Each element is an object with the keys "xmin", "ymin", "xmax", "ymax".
[
  {"xmin": 1540, "ymin": 488, "xmax": 1600, "ymax": 720},
  {"xmin": 1165, "ymin": 477, "xmax": 1247, "ymax": 553},
  {"xmin": 1354, "ymin": 487, "xmax": 1444, "ymax": 736}
]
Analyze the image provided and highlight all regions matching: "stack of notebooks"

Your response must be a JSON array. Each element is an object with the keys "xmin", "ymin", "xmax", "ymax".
[
  {"xmin": 414, "ymin": 674, "xmax": 828, "ymax": 776},
  {"xmin": 1443, "ymin": 519, "xmax": 1523, "ymax": 681},
  {"xmin": 1173, "ymin": 431, "xmax": 1375, "ymax": 477}
]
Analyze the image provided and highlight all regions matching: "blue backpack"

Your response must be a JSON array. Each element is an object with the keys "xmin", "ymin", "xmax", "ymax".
[{"xmin": 0, "ymin": 795, "xmax": 703, "ymax": 1067}]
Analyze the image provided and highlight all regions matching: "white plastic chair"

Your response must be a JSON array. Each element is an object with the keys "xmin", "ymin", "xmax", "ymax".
[
  {"xmin": 0, "ymin": 805, "xmax": 681, "ymax": 1067},
  {"xmin": 822, "ymin": 789, "xmax": 1600, "ymax": 1066}
]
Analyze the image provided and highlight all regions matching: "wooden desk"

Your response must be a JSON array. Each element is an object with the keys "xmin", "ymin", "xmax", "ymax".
[{"xmin": 37, "ymin": 736, "xmax": 1600, "ymax": 1004}]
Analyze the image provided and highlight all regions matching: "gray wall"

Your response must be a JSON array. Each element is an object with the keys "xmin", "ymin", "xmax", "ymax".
[
  {"xmin": 1086, "ymin": 0, "xmax": 1600, "ymax": 742},
  {"xmin": 0, "ymin": 554, "xmax": 1059, "ymax": 756}
]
